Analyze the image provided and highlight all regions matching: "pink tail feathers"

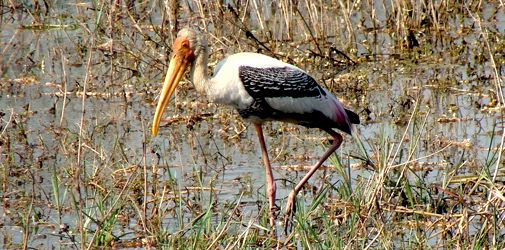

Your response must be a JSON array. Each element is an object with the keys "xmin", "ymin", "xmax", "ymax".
[{"xmin": 331, "ymin": 97, "xmax": 353, "ymax": 134}]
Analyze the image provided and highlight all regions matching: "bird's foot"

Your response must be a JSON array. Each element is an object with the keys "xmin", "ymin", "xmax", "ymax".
[
  {"xmin": 285, "ymin": 190, "xmax": 296, "ymax": 216},
  {"xmin": 284, "ymin": 190, "xmax": 297, "ymax": 234},
  {"xmin": 269, "ymin": 204, "xmax": 280, "ymax": 226}
]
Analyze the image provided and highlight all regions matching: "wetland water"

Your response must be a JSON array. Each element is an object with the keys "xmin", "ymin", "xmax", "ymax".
[{"xmin": 1, "ymin": 1, "xmax": 504, "ymax": 249}]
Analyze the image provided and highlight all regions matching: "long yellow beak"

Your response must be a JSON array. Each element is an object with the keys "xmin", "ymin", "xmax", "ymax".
[{"xmin": 152, "ymin": 39, "xmax": 192, "ymax": 136}]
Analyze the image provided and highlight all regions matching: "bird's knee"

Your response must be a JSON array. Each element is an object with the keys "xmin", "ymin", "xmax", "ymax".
[{"xmin": 268, "ymin": 182, "xmax": 277, "ymax": 197}]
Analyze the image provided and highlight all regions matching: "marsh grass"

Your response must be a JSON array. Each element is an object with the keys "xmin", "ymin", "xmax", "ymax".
[{"xmin": 1, "ymin": 0, "xmax": 504, "ymax": 249}]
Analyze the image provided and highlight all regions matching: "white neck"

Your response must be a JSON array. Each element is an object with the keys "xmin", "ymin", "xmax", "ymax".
[{"xmin": 189, "ymin": 42, "xmax": 217, "ymax": 103}]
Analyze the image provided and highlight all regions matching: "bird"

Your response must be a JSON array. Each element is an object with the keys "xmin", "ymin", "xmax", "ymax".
[{"xmin": 151, "ymin": 27, "xmax": 360, "ymax": 227}]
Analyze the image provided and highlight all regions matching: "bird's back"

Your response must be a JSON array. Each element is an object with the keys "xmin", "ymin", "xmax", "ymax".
[{"xmin": 211, "ymin": 52, "xmax": 359, "ymax": 134}]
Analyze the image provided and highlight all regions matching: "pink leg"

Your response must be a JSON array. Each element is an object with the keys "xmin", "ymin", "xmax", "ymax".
[
  {"xmin": 285, "ymin": 128, "xmax": 343, "ymax": 216},
  {"xmin": 254, "ymin": 124, "xmax": 278, "ymax": 227}
]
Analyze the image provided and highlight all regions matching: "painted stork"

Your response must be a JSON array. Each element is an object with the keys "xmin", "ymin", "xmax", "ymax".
[{"xmin": 151, "ymin": 28, "xmax": 360, "ymax": 227}]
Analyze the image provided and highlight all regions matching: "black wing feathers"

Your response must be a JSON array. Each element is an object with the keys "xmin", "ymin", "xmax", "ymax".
[
  {"xmin": 345, "ymin": 109, "xmax": 360, "ymax": 125},
  {"xmin": 238, "ymin": 65, "xmax": 360, "ymax": 130},
  {"xmin": 239, "ymin": 66, "xmax": 325, "ymax": 98}
]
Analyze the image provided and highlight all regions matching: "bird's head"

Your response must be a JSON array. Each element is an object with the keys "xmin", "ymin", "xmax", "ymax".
[{"xmin": 151, "ymin": 28, "xmax": 205, "ymax": 136}]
